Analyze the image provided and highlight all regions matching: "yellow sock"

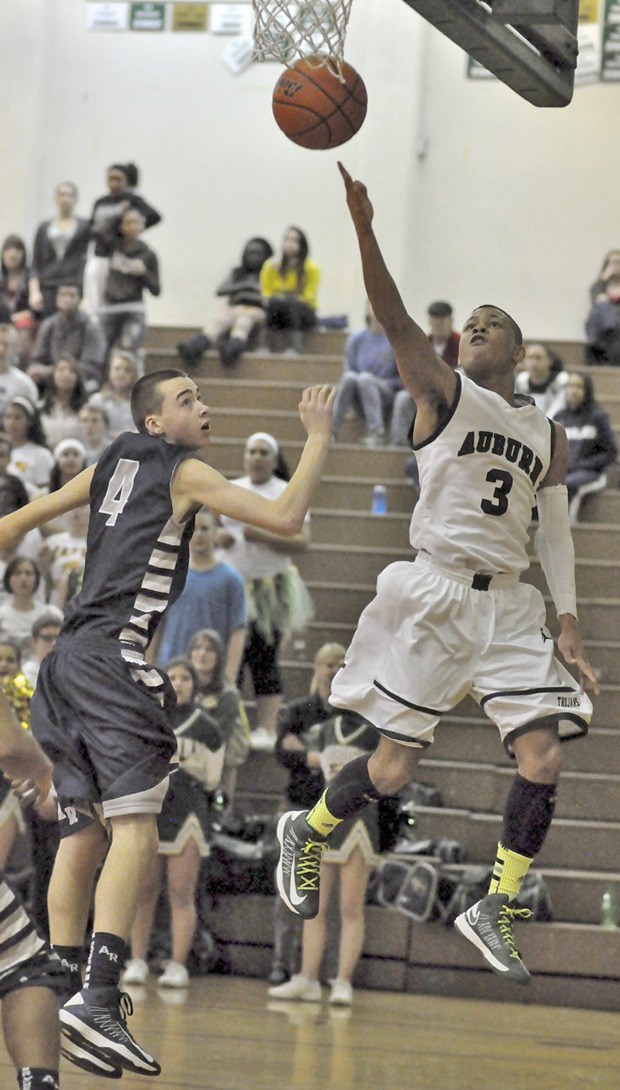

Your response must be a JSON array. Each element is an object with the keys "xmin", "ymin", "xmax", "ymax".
[
  {"xmin": 489, "ymin": 842, "xmax": 533, "ymax": 900},
  {"xmin": 306, "ymin": 791, "xmax": 342, "ymax": 839}
]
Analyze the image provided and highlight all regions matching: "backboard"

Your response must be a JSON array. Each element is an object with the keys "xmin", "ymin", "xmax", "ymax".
[{"xmin": 402, "ymin": 0, "xmax": 579, "ymax": 107}]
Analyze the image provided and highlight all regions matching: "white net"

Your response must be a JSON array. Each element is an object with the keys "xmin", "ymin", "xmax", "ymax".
[{"xmin": 252, "ymin": 1, "xmax": 353, "ymax": 76}]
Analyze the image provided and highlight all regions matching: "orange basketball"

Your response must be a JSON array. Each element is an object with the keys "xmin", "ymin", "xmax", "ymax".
[{"xmin": 272, "ymin": 57, "xmax": 367, "ymax": 151}]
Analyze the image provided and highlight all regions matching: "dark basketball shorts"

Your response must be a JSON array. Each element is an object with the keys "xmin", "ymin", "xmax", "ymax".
[
  {"xmin": 31, "ymin": 634, "xmax": 177, "ymax": 825},
  {"xmin": 0, "ymin": 949, "xmax": 69, "ymax": 1001}
]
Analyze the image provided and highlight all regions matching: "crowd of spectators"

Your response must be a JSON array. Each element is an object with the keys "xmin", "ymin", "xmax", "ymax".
[{"xmin": 0, "ymin": 169, "xmax": 617, "ymax": 1002}]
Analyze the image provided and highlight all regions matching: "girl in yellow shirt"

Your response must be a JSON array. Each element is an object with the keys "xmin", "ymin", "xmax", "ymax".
[{"xmin": 260, "ymin": 227, "xmax": 319, "ymax": 352}]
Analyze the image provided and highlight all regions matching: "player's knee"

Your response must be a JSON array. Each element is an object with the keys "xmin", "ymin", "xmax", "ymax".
[
  {"xmin": 368, "ymin": 745, "xmax": 420, "ymax": 796},
  {"xmin": 515, "ymin": 730, "xmax": 562, "ymax": 783}
]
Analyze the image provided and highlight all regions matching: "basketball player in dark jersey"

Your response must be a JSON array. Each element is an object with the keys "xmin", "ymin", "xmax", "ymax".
[
  {"xmin": 0, "ymin": 687, "xmax": 67, "ymax": 1090},
  {"xmin": 0, "ymin": 370, "xmax": 333, "ymax": 1077},
  {"xmin": 276, "ymin": 165, "xmax": 598, "ymax": 986}
]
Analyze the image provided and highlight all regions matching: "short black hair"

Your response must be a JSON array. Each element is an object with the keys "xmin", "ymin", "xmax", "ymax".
[
  {"xmin": 473, "ymin": 304, "xmax": 523, "ymax": 346},
  {"xmin": 3, "ymin": 555, "xmax": 40, "ymax": 595},
  {"xmin": 130, "ymin": 369, "xmax": 186, "ymax": 432},
  {"xmin": 428, "ymin": 300, "xmax": 453, "ymax": 318}
]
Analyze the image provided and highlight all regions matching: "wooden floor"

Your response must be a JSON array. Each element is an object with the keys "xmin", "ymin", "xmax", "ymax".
[{"xmin": 4, "ymin": 976, "xmax": 618, "ymax": 1090}]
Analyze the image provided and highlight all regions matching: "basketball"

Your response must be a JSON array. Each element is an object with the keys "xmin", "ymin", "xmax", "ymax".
[{"xmin": 272, "ymin": 57, "xmax": 367, "ymax": 151}]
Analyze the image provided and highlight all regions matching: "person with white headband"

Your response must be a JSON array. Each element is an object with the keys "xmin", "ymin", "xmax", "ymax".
[{"xmin": 216, "ymin": 430, "xmax": 313, "ymax": 751}]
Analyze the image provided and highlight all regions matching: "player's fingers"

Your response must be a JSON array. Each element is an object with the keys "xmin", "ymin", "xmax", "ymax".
[{"xmin": 337, "ymin": 161, "xmax": 351, "ymax": 185}]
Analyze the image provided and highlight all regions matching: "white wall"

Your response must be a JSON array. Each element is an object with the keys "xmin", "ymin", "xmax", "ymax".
[{"xmin": 1, "ymin": 1, "xmax": 617, "ymax": 340}]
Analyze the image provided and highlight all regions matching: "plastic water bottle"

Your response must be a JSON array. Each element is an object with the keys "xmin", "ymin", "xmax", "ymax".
[
  {"xmin": 371, "ymin": 484, "xmax": 387, "ymax": 516},
  {"xmin": 600, "ymin": 887, "xmax": 618, "ymax": 930}
]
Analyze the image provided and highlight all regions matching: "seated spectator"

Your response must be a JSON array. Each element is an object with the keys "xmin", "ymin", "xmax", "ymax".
[
  {"xmin": 332, "ymin": 302, "xmax": 401, "ymax": 447},
  {"xmin": 0, "ymin": 639, "xmax": 30, "ymax": 867},
  {"xmin": 390, "ymin": 299, "xmax": 460, "ymax": 446},
  {"xmin": 0, "ymin": 323, "xmax": 38, "ymax": 416},
  {"xmin": 589, "ymin": 249, "xmax": 620, "ymax": 305},
  {"xmin": 84, "ymin": 161, "xmax": 162, "ymax": 317},
  {"xmin": 553, "ymin": 371, "xmax": 618, "ymax": 523},
  {"xmin": 0, "ymin": 557, "xmax": 50, "ymax": 648},
  {"xmin": 48, "ymin": 438, "xmax": 88, "ymax": 493},
  {"xmin": 178, "ymin": 237, "xmax": 274, "ymax": 369},
  {"xmin": 29, "ymin": 181, "xmax": 90, "ymax": 319},
  {"xmin": 88, "ymin": 349, "xmax": 140, "ymax": 437},
  {"xmin": 39, "ymin": 356, "xmax": 87, "ymax": 449},
  {"xmin": 21, "ymin": 608, "xmax": 64, "ymax": 689},
  {"xmin": 4, "ymin": 397, "xmax": 54, "ymax": 496},
  {"xmin": 0, "ymin": 235, "xmax": 35, "ymax": 365},
  {"xmin": 78, "ymin": 402, "xmax": 111, "ymax": 465},
  {"xmin": 0, "ymin": 432, "xmax": 29, "ymax": 517},
  {"xmin": 153, "ymin": 508, "xmax": 247, "ymax": 683},
  {"xmin": 123, "ymin": 657, "xmax": 224, "ymax": 990},
  {"xmin": 585, "ymin": 273, "xmax": 620, "ymax": 367},
  {"xmin": 28, "ymin": 282, "xmax": 106, "ymax": 392},
  {"xmin": 515, "ymin": 342, "xmax": 567, "ymax": 416},
  {"xmin": 188, "ymin": 628, "xmax": 251, "ymax": 807},
  {"xmin": 40, "ymin": 504, "xmax": 89, "ymax": 609},
  {"xmin": 269, "ymin": 641, "xmax": 345, "ymax": 985},
  {"xmin": 260, "ymin": 227, "xmax": 319, "ymax": 353},
  {"xmin": 98, "ymin": 206, "xmax": 160, "ymax": 360}
]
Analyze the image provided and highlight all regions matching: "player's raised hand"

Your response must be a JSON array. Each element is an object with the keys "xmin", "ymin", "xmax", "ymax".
[
  {"xmin": 338, "ymin": 162, "xmax": 374, "ymax": 232},
  {"xmin": 298, "ymin": 384, "xmax": 335, "ymax": 439}
]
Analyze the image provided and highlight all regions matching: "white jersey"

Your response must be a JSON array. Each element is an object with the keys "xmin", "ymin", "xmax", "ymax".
[{"xmin": 410, "ymin": 372, "xmax": 553, "ymax": 576}]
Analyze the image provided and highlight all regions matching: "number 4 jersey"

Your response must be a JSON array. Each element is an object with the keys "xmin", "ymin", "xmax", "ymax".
[
  {"xmin": 410, "ymin": 372, "xmax": 553, "ymax": 576},
  {"xmin": 62, "ymin": 431, "xmax": 196, "ymax": 646}
]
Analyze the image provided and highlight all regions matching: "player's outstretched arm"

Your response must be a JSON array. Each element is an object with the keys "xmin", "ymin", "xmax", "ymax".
[
  {"xmin": 536, "ymin": 423, "xmax": 598, "ymax": 694},
  {"xmin": 175, "ymin": 384, "xmax": 334, "ymax": 533},
  {"xmin": 338, "ymin": 162, "xmax": 456, "ymax": 413},
  {"xmin": 0, "ymin": 689, "xmax": 52, "ymax": 806},
  {"xmin": 0, "ymin": 465, "xmax": 96, "ymax": 555}
]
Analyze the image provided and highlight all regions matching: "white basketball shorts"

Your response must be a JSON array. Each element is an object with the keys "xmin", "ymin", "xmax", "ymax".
[{"xmin": 329, "ymin": 555, "xmax": 592, "ymax": 755}]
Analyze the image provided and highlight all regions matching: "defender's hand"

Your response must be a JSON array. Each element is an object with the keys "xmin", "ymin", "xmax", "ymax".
[{"xmin": 298, "ymin": 384, "xmax": 335, "ymax": 439}]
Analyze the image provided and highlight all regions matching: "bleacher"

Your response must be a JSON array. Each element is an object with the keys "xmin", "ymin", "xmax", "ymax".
[{"xmin": 145, "ymin": 327, "xmax": 620, "ymax": 1011}]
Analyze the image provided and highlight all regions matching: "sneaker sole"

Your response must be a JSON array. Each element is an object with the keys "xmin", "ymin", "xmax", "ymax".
[
  {"xmin": 454, "ymin": 913, "xmax": 530, "ymax": 985},
  {"xmin": 60, "ymin": 1010, "xmax": 161, "ymax": 1076},
  {"xmin": 275, "ymin": 810, "xmax": 312, "ymax": 917},
  {"xmin": 61, "ymin": 1039, "xmax": 123, "ymax": 1078}
]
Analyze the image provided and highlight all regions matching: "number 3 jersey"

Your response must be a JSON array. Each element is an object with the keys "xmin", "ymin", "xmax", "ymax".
[
  {"xmin": 62, "ymin": 431, "xmax": 196, "ymax": 646},
  {"xmin": 410, "ymin": 372, "xmax": 553, "ymax": 576}
]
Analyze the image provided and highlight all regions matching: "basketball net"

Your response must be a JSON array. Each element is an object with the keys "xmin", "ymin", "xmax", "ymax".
[{"xmin": 252, "ymin": 1, "xmax": 353, "ymax": 79}]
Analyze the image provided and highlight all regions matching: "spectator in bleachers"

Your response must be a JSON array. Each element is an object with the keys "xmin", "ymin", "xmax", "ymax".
[
  {"xmin": 553, "ymin": 371, "xmax": 618, "ymax": 523},
  {"xmin": 187, "ymin": 628, "xmax": 250, "ymax": 808},
  {"xmin": 268, "ymin": 641, "xmax": 345, "ymax": 986},
  {"xmin": 153, "ymin": 508, "xmax": 247, "ymax": 683},
  {"xmin": 0, "ymin": 235, "xmax": 35, "ymax": 365},
  {"xmin": 48, "ymin": 438, "xmax": 88, "ymax": 494},
  {"xmin": 39, "ymin": 357, "xmax": 87, "ymax": 449},
  {"xmin": 88, "ymin": 349, "xmax": 140, "ymax": 437},
  {"xmin": 0, "ymin": 432, "xmax": 29, "ymax": 518},
  {"xmin": 0, "ymin": 323, "xmax": 38, "ymax": 415},
  {"xmin": 0, "ymin": 639, "xmax": 29, "ymax": 867},
  {"xmin": 260, "ymin": 227, "xmax": 319, "ymax": 353},
  {"xmin": 332, "ymin": 301, "xmax": 401, "ymax": 447},
  {"xmin": 83, "ymin": 162, "xmax": 161, "ymax": 317},
  {"xmin": 589, "ymin": 248, "xmax": 620, "ymax": 305},
  {"xmin": 178, "ymin": 237, "xmax": 274, "ymax": 370},
  {"xmin": 4, "ymin": 398, "xmax": 54, "ymax": 496},
  {"xmin": 29, "ymin": 181, "xmax": 90, "ymax": 319},
  {"xmin": 585, "ymin": 273, "xmax": 620, "ymax": 368},
  {"xmin": 390, "ymin": 300, "xmax": 460, "ymax": 446},
  {"xmin": 123, "ymin": 657, "xmax": 225, "ymax": 990},
  {"xmin": 29, "ymin": 282, "xmax": 106, "ymax": 393},
  {"xmin": 78, "ymin": 402, "xmax": 110, "ymax": 465},
  {"xmin": 0, "ymin": 557, "xmax": 50, "ymax": 648},
  {"xmin": 269, "ymin": 708, "xmax": 395, "ymax": 1008},
  {"xmin": 98, "ymin": 207, "xmax": 160, "ymax": 360},
  {"xmin": 21, "ymin": 608, "xmax": 64, "ymax": 689},
  {"xmin": 216, "ymin": 432, "xmax": 313, "ymax": 751},
  {"xmin": 40, "ymin": 504, "xmax": 89, "ymax": 610},
  {"xmin": 515, "ymin": 343, "xmax": 567, "ymax": 416}
]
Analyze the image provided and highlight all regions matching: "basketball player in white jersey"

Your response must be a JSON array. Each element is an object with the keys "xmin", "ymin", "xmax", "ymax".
[{"xmin": 276, "ymin": 164, "xmax": 598, "ymax": 984}]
